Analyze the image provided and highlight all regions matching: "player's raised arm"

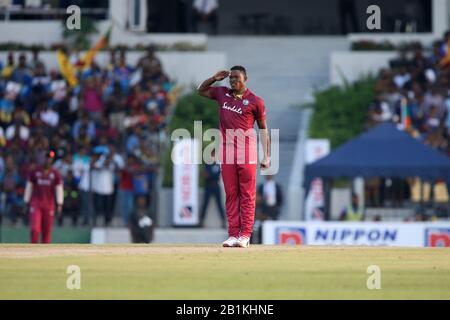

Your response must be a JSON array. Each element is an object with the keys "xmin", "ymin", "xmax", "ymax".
[{"xmin": 197, "ymin": 70, "xmax": 230, "ymax": 99}]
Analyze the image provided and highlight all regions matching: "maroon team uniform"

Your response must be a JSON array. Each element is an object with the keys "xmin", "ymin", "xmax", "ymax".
[
  {"xmin": 209, "ymin": 86, "xmax": 266, "ymax": 239},
  {"xmin": 28, "ymin": 168, "xmax": 62, "ymax": 244}
]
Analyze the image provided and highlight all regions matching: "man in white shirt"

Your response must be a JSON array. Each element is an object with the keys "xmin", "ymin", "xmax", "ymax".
[
  {"xmin": 72, "ymin": 146, "xmax": 92, "ymax": 226},
  {"xmin": 40, "ymin": 105, "xmax": 60, "ymax": 128},
  {"xmin": 91, "ymin": 152, "xmax": 117, "ymax": 227},
  {"xmin": 255, "ymin": 176, "xmax": 283, "ymax": 243},
  {"xmin": 257, "ymin": 175, "xmax": 283, "ymax": 219}
]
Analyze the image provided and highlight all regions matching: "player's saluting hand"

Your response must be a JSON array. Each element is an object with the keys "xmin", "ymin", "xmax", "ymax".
[{"xmin": 213, "ymin": 70, "xmax": 231, "ymax": 81}]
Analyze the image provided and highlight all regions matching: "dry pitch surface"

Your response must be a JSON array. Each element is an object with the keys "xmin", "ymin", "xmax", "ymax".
[{"xmin": 0, "ymin": 245, "xmax": 449, "ymax": 299}]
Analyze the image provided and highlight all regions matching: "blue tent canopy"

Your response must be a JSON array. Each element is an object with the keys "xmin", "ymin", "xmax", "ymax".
[{"xmin": 304, "ymin": 122, "xmax": 450, "ymax": 187}]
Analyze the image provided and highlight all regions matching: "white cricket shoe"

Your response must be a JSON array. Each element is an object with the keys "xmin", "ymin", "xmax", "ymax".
[
  {"xmin": 222, "ymin": 236, "xmax": 239, "ymax": 247},
  {"xmin": 236, "ymin": 236, "xmax": 250, "ymax": 248}
]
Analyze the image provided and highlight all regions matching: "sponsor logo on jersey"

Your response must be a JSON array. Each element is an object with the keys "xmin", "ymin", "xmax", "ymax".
[{"xmin": 222, "ymin": 102, "xmax": 242, "ymax": 115}]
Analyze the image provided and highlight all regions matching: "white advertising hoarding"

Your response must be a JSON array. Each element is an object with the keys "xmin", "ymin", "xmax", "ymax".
[
  {"xmin": 263, "ymin": 221, "xmax": 450, "ymax": 247},
  {"xmin": 304, "ymin": 139, "xmax": 330, "ymax": 221},
  {"xmin": 173, "ymin": 139, "xmax": 199, "ymax": 226}
]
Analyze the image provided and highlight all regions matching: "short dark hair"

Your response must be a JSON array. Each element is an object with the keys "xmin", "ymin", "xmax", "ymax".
[{"xmin": 230, "ymin": 65, "xmax": 247, "ymax": 79}]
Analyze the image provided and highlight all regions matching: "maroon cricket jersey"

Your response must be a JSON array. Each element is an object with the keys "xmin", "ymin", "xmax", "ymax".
[
  {"xmin": 209, "ymin": 86, "xmax": 266, "ymax": 147},
  {"xmin": 29, "ymin": 167, "xmax": 62, "ymax": 209}
]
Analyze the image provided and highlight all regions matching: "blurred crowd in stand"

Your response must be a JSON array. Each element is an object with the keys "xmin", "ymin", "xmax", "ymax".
[
  {"xmin": 363, "ymin": 31, "xmax": 450, "ymax": 215},
  {"xmin": 0, "ymin": 45, "xmax": 175, "ymax": 230}
]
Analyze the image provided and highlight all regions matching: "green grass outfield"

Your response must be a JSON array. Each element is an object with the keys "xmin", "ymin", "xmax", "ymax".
[{"xmin": 0, "ymin": 245, "xmax": 449, "ymax": 300}]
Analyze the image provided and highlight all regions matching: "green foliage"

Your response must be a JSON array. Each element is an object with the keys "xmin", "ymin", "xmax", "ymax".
[
  {"xmin": 309, "ymin": 76, "xmax": 376, "ymax": 149},
  {"xmin": 62, "ymin": 16, "xmax": 98, "ymax": 50},
  {"xmin": 162, "ymin": 93, "xmax": 219, "ymax": 187}
]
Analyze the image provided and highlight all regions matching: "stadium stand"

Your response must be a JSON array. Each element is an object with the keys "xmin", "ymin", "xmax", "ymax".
[
  {"xmin": 361, "ymin": 32, "xmax": 450, "ymax": 216},
  {"xmin": 366, "ymin": 33, "xmax": 450, "ymax": 156},
  {"xmin": 0, "ymin": 46, "xmax": 175, "ymax": 228}
]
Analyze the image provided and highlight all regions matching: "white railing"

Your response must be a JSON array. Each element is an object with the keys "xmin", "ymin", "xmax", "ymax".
[{"xmin": 0, "ymin": 6, "xmax": 108, "ymax": 21}]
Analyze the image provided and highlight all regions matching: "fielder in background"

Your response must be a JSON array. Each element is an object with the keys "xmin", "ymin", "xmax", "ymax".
[{"xmin": 24, "ymin": 151, "xmax": 64, "ymax": 244}]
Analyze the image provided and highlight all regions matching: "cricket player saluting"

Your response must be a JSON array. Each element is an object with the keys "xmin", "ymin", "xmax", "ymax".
[
  {"xmin": 24, "ymin": 151, "xmax": 64, "ymax": 244},
  {"xmin": 198, "ymin": 66, "xmax": 270, "ymax": 248}
]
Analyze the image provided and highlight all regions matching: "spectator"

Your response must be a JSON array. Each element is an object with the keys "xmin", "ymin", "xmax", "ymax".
[
  {"xmin": 80, "ymin": 76, "xmax": 103, "ymax": 123},
  {"xmin": 0, "ymin": 155, "xmax": 25, "ymax": 224},
  {"xmin": 72, "ymin": 112, "xmax": 96, "ymax": 141},
  {"xmin": 54, "ymin": 151, "xmax": 73, "ymax": 178},
  {"xmin": 422, "ymin": 85, "xmax": 446, "ymax": 118},
  {"xmin": 1, "ymin": 52, "xmax": 15, "ymax": 79},
  {"xmin": 0, "ymin": 126, "xmax": 6, "ymax": 147},
  {"xmin": 95, "ymin": 115, "xmax": 118, "ymax": 145},
  {"xmin": 339, "ymin": 193, "xmax": 365, "ymax": 221},
  {"xmin": 72, "ymin": 145, "xmax": 92, "ymax": 226},
  {"xmin": 49, "ymin": 134, "xmax": 68, "ymax": 161},
  {"xmin": 10, "ymin": 54, "xmax": 32, "ymax": 86},
  {"xmin": 393, "ymin": 67, "xmax": 411, "ymax": 89},
  {"xmin": 49, "ymin": 73, "xmax": 68, "ymax": 109},
  {"xmin": 114, "ymin": 51, "xmax": 134, "ymax": 92},
  {"xmin": 108, "ymin": 143, "xmax": 124, "ymax": 216},
  {"xmin": 445, "ymin": 96, "xmax": 450, "ymax": 135},
  {"xmin": 429, "ymin": 40, "xmax": 443, "ymax": 67},
  {"xmin": 253, "ymin": 175, "xmax": 283, "ymax": 244},
  {"xmin": 60, "ymin": 169, "xmax": 80, "ymax": 226},
  {"xmin": 132, "ymin": 160, "xmax": 149, "ymax": 200},
  {"xmin": 106, "ymin": 81, "xmax": 127, "ymax": 134},
  {"xmin": 257, "ymin": 175, "xmax": 283, "ymax": 221},
  {"xmin": 30, "ymin": 62, "xmax": 50, "ymax": 109},
  {"xmin": 30, "ymin": 48, "xmax": 44, "ymax": 71},
  {"xmin": 119, "ymin": 155, "xmax": 135, "ymax": 226},
  {"xmin": 39, "ymin": 103, "xmax": 60, "ymax": 128},
  {"xmin": 424, "ymin": 105, "xmax": 442, "ymax": 135},
  {"xmin": 6, "ymin": 115, "xmax": 29, "ymax": 142},
  {"xmin": 366, "ymin": 95, "xmax": 392, "ymax": 129},
  {"xmin": 137, "ymin": 44, "xmax": 162, "ymax": 71},
  {"xmin": 126, "ymin": 125, "xmax": 143, "ymax": 154},
  {"xmin": 129, "ymin": 195, "xmax": 154, "ymax": 244},
  {"xmin": 91, "ymin": 152, "xmax": 116, "ymax": 227}
]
